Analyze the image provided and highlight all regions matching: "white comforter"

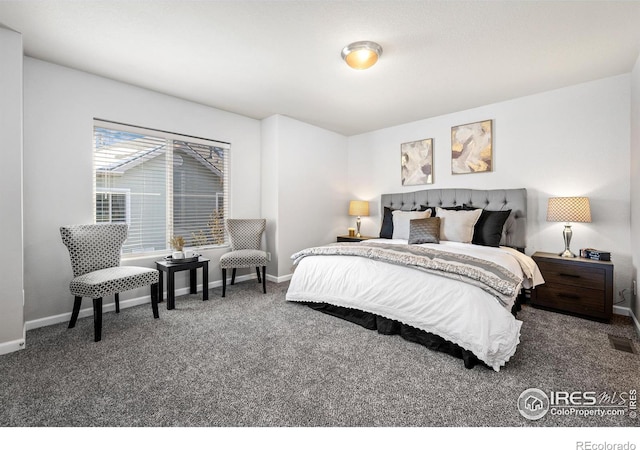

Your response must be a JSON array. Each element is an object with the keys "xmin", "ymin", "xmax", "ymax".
[{"xmin": 286, "ymin": 239, "xmax": 544, "ymax": 371}]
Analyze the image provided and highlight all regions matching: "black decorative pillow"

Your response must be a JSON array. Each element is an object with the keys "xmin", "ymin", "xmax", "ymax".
[
  {"xmin": 422, "ymin": 206, "xmax": 438, "ymax": 217},
  {"xmin": 379, "ymin": 206, "xmax": 394, "ymax": 238},
  {"xmin": 472, "ymin": 209, "xmax": 511, "ymax": 247},
  {"xmin": 413, "ymin": 205, "xmax": 460, "ymax": 216},
  {"xmin": 411, "ymin": 205, "xmax": 464, "ymax": 216},
  {"xmin": 408, "ymin": 217, "xmax": 441, "ymax": 244},
  {"xmin": 439, "ymin": 205, "xmax": 464, "ymax": 212}
]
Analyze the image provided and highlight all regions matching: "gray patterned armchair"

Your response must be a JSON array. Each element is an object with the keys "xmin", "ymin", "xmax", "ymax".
[
  {"xmin": 60, "ymin": 224, "xmax": 160, "ymax": 342},
  {"xmin": 219, "ymin": 219, "xmax": 267, "ymax": 297}
]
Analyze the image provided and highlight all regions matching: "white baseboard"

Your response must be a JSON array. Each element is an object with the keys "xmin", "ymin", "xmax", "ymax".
[
  {"xmin": 0, "ymin": 324, "xmax": 25, "ymax": 355},
  {"xmin": 25, "ymin": 294, "xmax": 153, "ymax": 331},
  {"xmin": 613, "ymin": 305, "xmax": 631, "ymax": 317},
  {"xmin": 267, "ymin": 273, "xmax": 292, "ymax": 283},
  {"xmin": 24, "ymin": 272, "xmax": 268, "ymax": 332},
  {"xmin": 19, "ymin": 273, "xmax": 640, "ymax": 346},
  {"xmin": 630, "ymin": 307, "xmax": 640, "ymax": 338},
  {"xmin": 0, "ymin": 339, "xmax": 25, "ymax": 356},
  {"xmin": 612, "ymin": 305, "xmax": 640, "ymax": 338}
]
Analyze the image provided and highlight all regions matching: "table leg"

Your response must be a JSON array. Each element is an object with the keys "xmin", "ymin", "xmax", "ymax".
[
  {"xmin": 158, "ymin": 269, "xmax": 164, "ymax": 303},
  {"xmin": 202, "ymin": 261, "xmax": 209, "ymax": 301},
  {"xmin": 167, "ymin": 269, "xmax": 175, "ymax": 310},
  {"xmin": 190, "ymin": 268, "xmax": 197, "ymax": 294}
]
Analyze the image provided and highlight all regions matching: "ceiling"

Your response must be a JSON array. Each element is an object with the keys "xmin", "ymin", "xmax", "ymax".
[{"xmin": 1, "ymin": 1, "xmax": 640, "ymax": 136}]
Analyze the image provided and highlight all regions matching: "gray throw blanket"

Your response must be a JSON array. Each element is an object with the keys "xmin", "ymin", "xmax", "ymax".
[{"xmin": 291, "ymin": 242, "xmax": 522, "ymax": 309}]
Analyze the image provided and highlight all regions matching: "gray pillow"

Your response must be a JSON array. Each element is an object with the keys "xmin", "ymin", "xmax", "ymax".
[{"xmin": 408, "ymin": 217, "xmax": 441, "ymax": 244}]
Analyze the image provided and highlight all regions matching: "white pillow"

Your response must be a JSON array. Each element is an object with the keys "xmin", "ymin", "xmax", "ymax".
[
  {"xmin": 436, "ymin": 207, "xmax": 482, "ymax": 243},
  {"xmin": 392, "ymin": 210, "xmax": 431, "ymax": 240}
]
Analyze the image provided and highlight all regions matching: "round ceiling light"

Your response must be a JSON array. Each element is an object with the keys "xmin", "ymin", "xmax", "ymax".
[{"xmin": 341, "ymin": 41, "xmax": 383, "ymax": 70}]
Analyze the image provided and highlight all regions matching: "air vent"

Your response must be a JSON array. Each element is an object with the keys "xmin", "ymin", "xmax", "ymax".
[{"xmin": 608, "ymin": 335, "xmax": 637, "ymax": 354}]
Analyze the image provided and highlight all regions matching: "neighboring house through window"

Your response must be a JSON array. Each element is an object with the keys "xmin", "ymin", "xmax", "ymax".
[
  {"xmin": 96, "ymin": 188, "xmax": 130, "ymax": 224},
  {"xmin": 93, "ymin": 119, "xmax": 230, "ymax": 254}
]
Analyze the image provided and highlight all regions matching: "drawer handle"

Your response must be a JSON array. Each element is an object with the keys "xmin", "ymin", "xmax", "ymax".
[
  {"xmin": 558, "ymin": 293, "xmax": 579, "ymax": 299},
  {"xmin": 559, "ymin": 273, "xmax": 581, "ymax": 279}
]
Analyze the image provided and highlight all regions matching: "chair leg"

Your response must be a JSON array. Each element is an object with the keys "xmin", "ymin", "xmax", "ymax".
[
  {"xmin": 150, "ymin": 283, "xmax": 159, "ymax": 319},
  {"xmin": 93, "ymin": 297, "xmax": 103, "ymax": 342},
  {"xmin": 115, "ymin": 293, "xmax": 120, "ymax": 314},
  {"xmin": 231, "ymin": 268, "xmax": 237, "ymax": 285},
  {"xmin": 68, "ymin": 296, "xmax": 82, "ymax": 328},
  {"xmin": 262, "ymin": 266, "xmax": 266, "ymax": 294},
  {"xmin": 256, "ymin": 267, "xmax": 262, "ymax": 283},
  {"xmin": 222, "ymin": 268, "xmax": 227, "ymax": 298}
]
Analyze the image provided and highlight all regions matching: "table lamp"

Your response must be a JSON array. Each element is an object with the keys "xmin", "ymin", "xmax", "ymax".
[
  {"xmin": 349, "ymin": 200, "xmax": 369, "ymax": 238},
  {"xmin": 546, "ymin": 196, "xmax": 592, "ymax": 258}
]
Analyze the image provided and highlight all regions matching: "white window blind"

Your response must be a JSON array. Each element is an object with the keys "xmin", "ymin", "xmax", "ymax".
[
  {"xmin": 96, "ymin": 188, "xmax": 130, "ymax": 223},
  {"xmin": 93, "ymin": 119, "xmax": 230, "ymax": 254}
]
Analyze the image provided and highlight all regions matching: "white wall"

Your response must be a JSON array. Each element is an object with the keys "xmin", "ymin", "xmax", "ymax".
[
  {"xmin": 348, "ymin": 75, "xmax": 633, "ymax": 307},
  {"xmin": 261, "ymin": 115, "xmax": 348, "ymax": 279},
  {"xmin": 261, "ymin": 115, "xmax": 280, "ymax": 276},
  {"xmin": 23, "ymin": 57, "xmax": 262, "ymax": 324},
  {"xmin": 630, "ymin": 54, "xmax": 640, "ymax": 325},
  {"xmin": 8, "ymin": 53, "xmax": 637, "ymax": 348},
  {"xmin": 0, "ymin": 26, "xmax": 25, "ymax": 354}
]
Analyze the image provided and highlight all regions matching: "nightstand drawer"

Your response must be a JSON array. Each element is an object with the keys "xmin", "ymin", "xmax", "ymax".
[
  {"xmin": 531, "ymin": 251, "xmax": 613, "ymax": 322},
  {"xmin": 535, "ymin": 261, "xmax": 605, "ymax": 290},
  {"xmin": 534, "ymin": 283, "xmax": 606, "ymax": 316}
]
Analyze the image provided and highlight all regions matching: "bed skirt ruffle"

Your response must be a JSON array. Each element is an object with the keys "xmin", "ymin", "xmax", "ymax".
[{"xmin": 300, "ymin": 294, "xmax": 523, "ymax": 370}]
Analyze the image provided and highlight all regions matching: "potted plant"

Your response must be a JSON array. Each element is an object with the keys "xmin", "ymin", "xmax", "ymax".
[{"xmin": 170, "ymin": 235, "xmax": 185, "ymax": 260}]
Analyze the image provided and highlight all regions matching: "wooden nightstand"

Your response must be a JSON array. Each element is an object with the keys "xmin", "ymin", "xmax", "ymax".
[
  {"xmin": 531, "ymin": 251, "xmax": 613, "ymax": 322},
  {"xmin": 336, "ymin": 235, "xmax": 376, "ymax": 243}
]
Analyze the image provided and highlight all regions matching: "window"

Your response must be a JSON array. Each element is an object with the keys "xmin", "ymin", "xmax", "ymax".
[
  {"xmin": 93, "ymin": 119, "xmax": 230, "ymax": 254},
  {"xmin": 96, "ymin": 188, "xmax": 130, "ymax": 223}
]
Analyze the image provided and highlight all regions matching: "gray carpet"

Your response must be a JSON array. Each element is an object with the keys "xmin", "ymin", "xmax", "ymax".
[{"xmin": 0, "ymin": 280, "xmax": 638, "ymax": 427}]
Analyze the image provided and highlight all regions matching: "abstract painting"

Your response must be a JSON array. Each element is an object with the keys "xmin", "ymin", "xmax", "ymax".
[
  {"xmin": 451, "ymin": 120, "xmax": 493, "ymax": 174},
  {"xmin": 401, "ymin": 138, "xmax": 433, "ymax": 186}
]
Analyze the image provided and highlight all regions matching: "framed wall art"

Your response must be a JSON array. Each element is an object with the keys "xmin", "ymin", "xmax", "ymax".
[
  {"xmin": 451, "ymin": 119, "xmax": 492, "ymax": 174},
  {"xmin": 401, "ymin": 138, "xmax": 433, "ymax": 186}
]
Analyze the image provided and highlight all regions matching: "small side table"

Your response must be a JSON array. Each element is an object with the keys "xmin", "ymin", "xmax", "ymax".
[
  {"xmin": 530, "ymin": 252, "xmax": 613, "ymax": 322},
  {"xmin": 156, "ymin": 257, "xmax": 210, "ymax": 310},
  {"xmin": 336, "ymin": 235, "xmax": 376, "ymax": 243}
]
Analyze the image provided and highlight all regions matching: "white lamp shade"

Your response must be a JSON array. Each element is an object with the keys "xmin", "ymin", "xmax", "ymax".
[
  {"xmin": 349, "ymin": 200, "xmax": 369, "ymax": 216},
  {"xmin": 547, "ymin": 197, "xmax": 592, "ymax": 223}
]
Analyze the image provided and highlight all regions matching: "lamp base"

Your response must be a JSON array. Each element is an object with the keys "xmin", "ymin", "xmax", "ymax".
[
  {"xmin": 356, "ymin": 216, "xmax": 362, "ymax": 238},
  {"xmin": 558, "ymin": 249, "xmax": 577, "ymax": 258},
  {"xmin": 559, "ymin": 224, "xmax": 576, "ymax": 258}
]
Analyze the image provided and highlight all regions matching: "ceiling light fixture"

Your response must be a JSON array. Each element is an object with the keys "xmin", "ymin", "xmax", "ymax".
[{"xmin": 341, "ymin": 41, "xmax": 382, "ymax": 70}]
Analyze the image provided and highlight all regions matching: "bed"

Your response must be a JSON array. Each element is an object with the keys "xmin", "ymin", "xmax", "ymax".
[{"xmin": 285, "ymin": 188, "xmax": 544, "ymax": 371}]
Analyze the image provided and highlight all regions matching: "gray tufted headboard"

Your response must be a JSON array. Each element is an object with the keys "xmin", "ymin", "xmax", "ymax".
[{"xmin": 380, "ymin": 188, "xmax": 527, "ymax": 251}]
